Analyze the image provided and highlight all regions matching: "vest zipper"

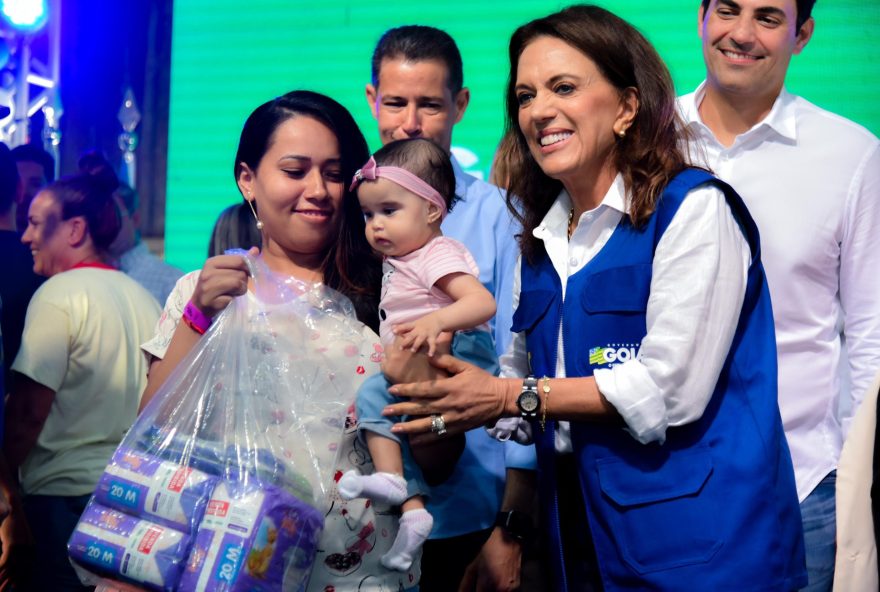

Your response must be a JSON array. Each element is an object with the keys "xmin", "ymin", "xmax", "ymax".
[{"xmin": 552, "ymin": 299, "xmax": 569, "ymax": 592}]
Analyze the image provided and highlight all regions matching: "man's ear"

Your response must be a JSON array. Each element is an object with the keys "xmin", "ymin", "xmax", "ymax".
[
  {"xmin": 794, "ymin": 17, "xmax": 814, "ymax": 55},
  {"xmin": 453, "ymin": 87, "xmax": 470, "ymax": 125},
  {"xmin": 366, "ymin": 84, "xmax": 379, "ymax": 119}
]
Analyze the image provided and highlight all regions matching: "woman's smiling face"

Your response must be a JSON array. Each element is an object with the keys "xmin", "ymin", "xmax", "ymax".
[
  {"xmin": 515, "ymin": 35, "xmax": 627, "ymax": 187},
  {"xmin": 237, "ymin": 115, "xmax": 344, "ymax": 260}
]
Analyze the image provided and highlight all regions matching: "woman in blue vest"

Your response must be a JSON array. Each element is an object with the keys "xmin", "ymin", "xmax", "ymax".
[{"xmin": 385, "ymin": 5, "xmax": 806, "ymax": 591}]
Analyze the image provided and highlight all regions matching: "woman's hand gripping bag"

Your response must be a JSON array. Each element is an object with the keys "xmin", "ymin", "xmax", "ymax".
[{"xmin": 69, "ymin": 252, "xmax": 367, "ymax": 592}]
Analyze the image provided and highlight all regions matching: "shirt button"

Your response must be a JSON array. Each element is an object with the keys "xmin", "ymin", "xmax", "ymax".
[
  {"xmin": 585, "ymin": 212, "xmax": 594, "ymax": 220},
  {"xmin": 569, "ymin": 257, "xmax": 579, "ymax": 267}
]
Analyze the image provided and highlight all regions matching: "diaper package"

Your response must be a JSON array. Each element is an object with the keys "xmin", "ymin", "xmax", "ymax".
[
  {"xmin": 179, "ymin": 481, "xmax": 323, "ymax": 591},
  {"xmin": 68, "ymin": 502, "xmax": 191, "ymax": 592},
  {"xmin": 69, "ymin": 252, "xmax": 363, "ymax": 590},
  {"xmin": 95, "ymin": 447, "xmax": 217, "ymax": 533}
]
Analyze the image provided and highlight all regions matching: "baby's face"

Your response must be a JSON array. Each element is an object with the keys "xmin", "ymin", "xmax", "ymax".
[{"xmin": 358, "ymin": 178, "xmax": 440, "ymax": 258}]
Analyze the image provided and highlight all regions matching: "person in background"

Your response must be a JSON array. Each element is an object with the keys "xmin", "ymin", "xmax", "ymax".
[
  {"xmin": 366, "ymin": 25, "xmax": 537, "ymax": 591},
  {"xmin": 680, "ymin": 1, "xmax": 880, "ymax": 588},
  {"xmin": 0, "ymin": 143, "xmax": 41, "ymax": 590},
  {"xmin": 0, "ymin": 303, "xmax": 25, "ymax": 592},
  {"xmin": 10, "ymin": 144, "xmax": 54, "ymax": 233},
  {"xmin": 207, "ymin": 201, "xmax": 262, "ymax": 257},
  {"xmin": 79, "ymin": 150, "xmax": 183, "ymax": 305},
  {"xmin": 489, "ymin": 131, "xmax": 519, "ymax": 190},
  {"xmin": 6, "ymin": 173, "xmax": 160, "ymax": 591},
  {"xmin": 833, "ymin": 370, "xmax": 880, "ymax": 590},
  {"xmin": 0, "ymin": 143, "xmax": 44, "ymax": 392},
  {"xmin": 389, "ymin": 5, "xmax": 806, "ymax": 589}
]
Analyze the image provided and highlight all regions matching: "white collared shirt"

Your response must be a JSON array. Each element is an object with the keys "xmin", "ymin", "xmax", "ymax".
[
  {"xmin": 679, "ymin": 83, "xmax": 880, "ymax": 501},
  {"xmin": 499, "ymin": 174, "xmax": 750, "ymax": 451}
]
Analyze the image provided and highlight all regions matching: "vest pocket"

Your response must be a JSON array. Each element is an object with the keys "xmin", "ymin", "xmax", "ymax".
[
  {"xmin": 582, "ymin": 264, "xmax": 651, "ymax": 312},
  {"xmin": 511, "ymin": 289, "xmax": 556, "ymax": 333},
  {"xmin": 595, "ymin": 444, "xmax": 722, "ymax": 574}
]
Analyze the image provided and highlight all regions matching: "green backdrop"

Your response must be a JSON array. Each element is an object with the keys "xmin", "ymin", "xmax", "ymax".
[{"xmin": 166, "ymin": 0, "xmax": 880, "ymax": 272}]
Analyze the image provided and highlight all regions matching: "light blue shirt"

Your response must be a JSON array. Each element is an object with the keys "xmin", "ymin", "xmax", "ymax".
[
  {"xmin": 443, "ymin": 157, "xmax": 517, "ymax": 357},
  {"xmin": 426, "ymin": 158, "xmax": 534, "ymax": 539},
  {"xmin": 118, "ymin": 241, "xmax": 184, "ymax": 307},
  {"xmin": 446, "ymin": 158, "xmax": 535, "ymax": 469}
]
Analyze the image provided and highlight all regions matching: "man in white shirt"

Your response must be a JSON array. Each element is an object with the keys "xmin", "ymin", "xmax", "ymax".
[{"xmin": 680, "ymin": 1, "xmax": 880, "ymax": 589}]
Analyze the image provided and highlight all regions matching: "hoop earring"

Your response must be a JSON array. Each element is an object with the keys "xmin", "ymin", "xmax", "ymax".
[{"xmin": 246, "ymin": 197, "xmax": 264, "ymax": 230}]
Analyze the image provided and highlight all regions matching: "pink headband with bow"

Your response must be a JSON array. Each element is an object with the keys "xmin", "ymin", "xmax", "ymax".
[{"xmin": 350, "ymin": 156, "xmax": 448, "ymax": 219}]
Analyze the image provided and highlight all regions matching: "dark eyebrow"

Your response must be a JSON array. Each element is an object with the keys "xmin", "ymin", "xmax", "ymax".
[
  {"xmin": 515, "ymin": 73, "xmax": 584, "ymax": 91},
  {"xmin": 547, "ymin": 73, "xmax": 584, "ymax": 86},
  {"xmin": 717, "ymin": 0, "xmax": 786, "ymax": 19},
  {"xmin": 278, "ymin": 155, "xmax": 342, "ymax": 165},
  {"xmin": 755, "ymin": 6, "xmax": 787, "ymax": 19},
  {"xmin": 382, "ymin": 94, "xmax": 445, "ymax": 103}
]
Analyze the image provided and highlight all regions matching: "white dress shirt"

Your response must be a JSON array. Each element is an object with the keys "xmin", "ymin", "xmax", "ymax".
[
  {"xmin": 680, "ymin": 83, "xmax": 880, "ymax": 501},
  {"xmin": 498, "ymin": 174, "xmax": 750, "ymax": 451}
]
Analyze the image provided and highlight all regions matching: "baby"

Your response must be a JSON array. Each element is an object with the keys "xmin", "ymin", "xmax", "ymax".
[{"xmin": 338, "ymin": 138, "xmax": 498, "ymax": 571}]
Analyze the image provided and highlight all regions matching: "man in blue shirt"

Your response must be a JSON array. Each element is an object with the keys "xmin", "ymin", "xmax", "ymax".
[{"xmin": 365, "ymin": 25, "xmax": 537, "ymax": 591}]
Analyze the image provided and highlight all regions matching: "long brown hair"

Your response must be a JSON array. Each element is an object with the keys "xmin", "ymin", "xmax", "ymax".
[{"xmin": 505, "ymin": 4, "xmax": 692, "ymax": 263}]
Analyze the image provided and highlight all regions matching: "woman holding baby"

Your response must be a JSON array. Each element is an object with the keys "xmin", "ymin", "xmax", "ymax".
[{"xmin": 139, "ymin": 90, "xmax": 419, "ymax": 591}]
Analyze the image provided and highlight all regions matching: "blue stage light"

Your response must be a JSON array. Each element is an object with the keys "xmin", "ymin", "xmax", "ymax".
[{"xmin": 1, "ymin": 0, "xmax": 49, "ymax": 33}]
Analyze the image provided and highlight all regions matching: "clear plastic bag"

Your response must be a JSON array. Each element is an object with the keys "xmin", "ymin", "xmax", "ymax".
[{"xmin": 69, "ymin": 252, "xmax": 366, "ymax": 591}]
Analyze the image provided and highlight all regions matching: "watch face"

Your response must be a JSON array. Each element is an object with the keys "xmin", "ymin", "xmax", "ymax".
[{"xmin": 518, "ymin": 390, "xmax": 540, "ymax": 414}]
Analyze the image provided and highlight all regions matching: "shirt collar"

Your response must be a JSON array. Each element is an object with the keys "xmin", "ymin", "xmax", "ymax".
[
  {"xmin": 684, "ymin": 81, "xmax": 797, "ymax": 143},
  {"xmin": 532, "ymin": 173, "xmax": 627, "ymax": 240}
]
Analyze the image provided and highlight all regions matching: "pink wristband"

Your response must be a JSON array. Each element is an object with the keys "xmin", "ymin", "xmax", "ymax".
[{"xmin": 183, "ymin": 300, "xmax": 213, "ymax": 335}]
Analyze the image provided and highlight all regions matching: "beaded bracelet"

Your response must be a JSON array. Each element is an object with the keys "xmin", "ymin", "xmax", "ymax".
[{"xmin": 182, "ymin": 300, "xmax": 213, "ymax": 335}]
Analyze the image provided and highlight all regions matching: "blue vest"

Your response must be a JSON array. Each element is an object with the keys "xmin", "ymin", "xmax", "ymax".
[{"xmin": 512, "ymin": 170, "xmax": 806, "ymax": 591}]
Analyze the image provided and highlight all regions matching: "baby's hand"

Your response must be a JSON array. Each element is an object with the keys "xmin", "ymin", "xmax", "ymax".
[{"xmin": 393, "ymin": 314, "xmax": 444, "ymax": 356}]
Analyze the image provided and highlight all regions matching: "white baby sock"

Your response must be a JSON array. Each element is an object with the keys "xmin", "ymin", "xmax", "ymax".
[
  {"xmin": 381, "ymin": 508, "xmax": 434, "ymax": 572},
  {"xmin": 337, "ymin": 470, "xmax": 408, "ymax": 505}
]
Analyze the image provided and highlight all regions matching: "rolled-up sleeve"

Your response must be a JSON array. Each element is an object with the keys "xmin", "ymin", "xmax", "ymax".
[
  {"xmin": 594, "ymin": 186, "xmax": 750, "ymax": 444},
  {"xmin": 497, "ymin": 256, "xmax": 538, "ymax": 467}
]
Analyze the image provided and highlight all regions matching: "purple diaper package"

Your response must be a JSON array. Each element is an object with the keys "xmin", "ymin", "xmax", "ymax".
[
  {"xmin": 95, "ymin": 447, "xmax": 218, "ymax": 534},
  {"xmin": 68, "ymin": 502, "xmax": 192, "ymax": 591},
  {"xmin": 178, "ymin": 481, "xmax": 323, "ymax": 592}
]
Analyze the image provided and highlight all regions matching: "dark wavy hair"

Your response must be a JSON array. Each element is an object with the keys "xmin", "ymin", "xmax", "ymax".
[
  {"xmin": 47, "ymin": 172, "xmax": 121, "ymax": 253},
  {"xmin": 505, "ymin": 4, "xmax": 692, "ymax": 263},
  {"xmin": 233, "ymin": 90, "xmax": 381, "ymax": 332}
]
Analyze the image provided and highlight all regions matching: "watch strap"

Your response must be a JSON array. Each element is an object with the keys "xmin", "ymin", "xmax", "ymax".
[
  {"xmin": 495, "ymin": 510, "xmax": 535, "ymax": 542},
  {"xmin": 518, "ymin": 375, "xmax": 540, "ymax": 418}
]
